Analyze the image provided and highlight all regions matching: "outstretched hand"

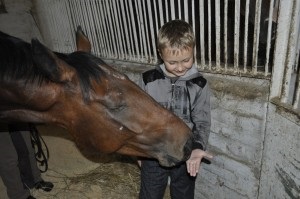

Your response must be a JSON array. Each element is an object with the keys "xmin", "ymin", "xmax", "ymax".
[{"xmin": 186, "ymin": 149, "xmax": 213, "ymax": 177}]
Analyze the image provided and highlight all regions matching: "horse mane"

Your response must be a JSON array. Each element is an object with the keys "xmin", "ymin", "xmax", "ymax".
[{"xmin": 0, "ymin": 31, "xmax": 106, "ymax": 101}]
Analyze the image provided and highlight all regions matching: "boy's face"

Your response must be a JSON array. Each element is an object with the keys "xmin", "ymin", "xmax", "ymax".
[{"xmin": 160, "ymin": 46, "xmax": 194, "ymax": 77}]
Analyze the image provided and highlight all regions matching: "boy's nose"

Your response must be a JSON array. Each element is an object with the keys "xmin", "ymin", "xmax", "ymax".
[{"xmin": 177, "ymin": 65, "xmax": 184, "ymax": 72}]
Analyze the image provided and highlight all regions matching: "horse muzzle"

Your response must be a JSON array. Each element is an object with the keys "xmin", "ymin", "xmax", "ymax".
[{"xmin": 157, "ymin": 134, "xmax": 193, "ymax": 167}]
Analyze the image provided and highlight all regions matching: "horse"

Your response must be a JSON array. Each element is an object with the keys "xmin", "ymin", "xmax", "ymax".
[{"xmin": 0, "ymin": 27, "xmax": 193, "ymax": 167}]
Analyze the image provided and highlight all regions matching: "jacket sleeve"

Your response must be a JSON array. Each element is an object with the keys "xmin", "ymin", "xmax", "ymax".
[{"xmin": 190, "ymin": 83, "xmax": 211, "ymax": 150}]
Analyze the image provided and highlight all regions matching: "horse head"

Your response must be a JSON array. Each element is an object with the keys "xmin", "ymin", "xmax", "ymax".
[{"xmin": 0, "ymin": 28, "xmax": 192, "ymax": 167}]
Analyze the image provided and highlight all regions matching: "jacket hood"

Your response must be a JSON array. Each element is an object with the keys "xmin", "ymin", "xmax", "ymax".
[{"xmin": 158, "ymin": 63, "xmax": 201, "ymax": 81}]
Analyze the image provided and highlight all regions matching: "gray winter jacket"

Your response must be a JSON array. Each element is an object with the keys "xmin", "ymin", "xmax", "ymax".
[{"xmin": 139, "ymin": 64, "xmax": 211, "ymax": 150}]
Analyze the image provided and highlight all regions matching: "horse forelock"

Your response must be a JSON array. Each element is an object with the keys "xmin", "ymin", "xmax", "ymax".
[{"xmin": 58, "ymin": 51, "xmax": 107, "ymax": 102}]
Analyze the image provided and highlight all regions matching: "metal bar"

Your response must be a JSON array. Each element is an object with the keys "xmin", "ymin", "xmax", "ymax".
[
  {"xmin": 146, "ymin": 0, "xmax": 157, "ymax": 63},
  {"xmin": 129, "ymin": 0, "xmax": 140, "ymax": 60},
  {"xmin": 243, "ymin": 0, "xmax": 250, "ymax": 71},
  {"xmin": 85, "ymin": 1, "xmax": 100, "ymax": 55},
  {"xmin": 184, "ymin": 0, "xmax": 188, "ymax": 22},
  {"xmin": 105, "ymin": 1, "xmax": 116, "ymax": 58},
  {"xmin": 264, "ymin": 0, "xmax": 275, "ymax": 76},
  {"xmin": 165, "ymin": 0, "xmax": 169, "ymax": 22},
  {"xmin": 142, "ymin": 0, "xmax": 151, "ymax": 62},
  {"xmin": 199, "ymin": 0, "xmax": 206, "ymax": 68},
  {"xmin": 224, "ymin": 0, "xmax": 228, "ymax": 70},
  {"xmin": 170, "ymin": 0, "xmax": 175, "ymax": 20},
  {"xmin": 113, "ymin": 0, "xmax": 124, "ymax": 59},
  {"xmin": 94, "ymin": 0, "xmax": 108, "ymax": 57},
  {"xmin": 158, "ymin": 0, "xmax": 164, "ymax": 26},
  {"xmin": 178, "ymin": 0, "xmax": 181, "ymax": 19},
  {"xmin": 120, "ymin": 0, "xmax": 131, "ymax": 60},
  {"xmin": 215, "ymin": 0, "xmax": 221, "ymax": 69},
  {"xmin": 124, "ymin": 0, "xmax": 135, "ymax": 59},
  {"xmin": 98, "ymin": 0, "xmax": 111, "ymax": 57},
  {"xmin": 136, "ymin": 0, "xmax": 147, "ymax": 61},
  {"xmin": 191, "ymin": 0, "xmax": 197, "ymax": 66},
  {"xmin": 234, "ymin": 0, "xmax": 240, "ymax": 69},
  {"xmin": 252, "ymin": 0, "xmax": 262, "ymax": 74}
]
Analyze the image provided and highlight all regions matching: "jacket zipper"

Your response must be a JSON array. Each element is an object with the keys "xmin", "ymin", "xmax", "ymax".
[{"xmin": 170, "ymin": 79, "xmax": 175, "ymax": 111}]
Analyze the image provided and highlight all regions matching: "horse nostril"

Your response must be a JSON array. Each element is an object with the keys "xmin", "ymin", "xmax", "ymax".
[{"xmin": 183, "ymin": 135, "xmax": 193, "ymax": 161}]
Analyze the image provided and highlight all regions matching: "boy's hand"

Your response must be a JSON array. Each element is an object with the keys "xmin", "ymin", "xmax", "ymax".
[{"xmin": 186, "ymin": 149, "xmax": 213, "ymax": 177}]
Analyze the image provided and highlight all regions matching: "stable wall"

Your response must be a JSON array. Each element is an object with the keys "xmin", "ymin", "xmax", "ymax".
[
  {"xmin": 259, "ymin": 104, "xmax": 299, "ymax": 199},
  {"xmin": 195, "ymin": 73, "xmax": 269, "ymax": 199}
]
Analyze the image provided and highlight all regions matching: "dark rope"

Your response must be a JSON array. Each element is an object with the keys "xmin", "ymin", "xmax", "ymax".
[{"xmin": 29, "ymin": 124, "xmax": 49, "ymax": 173}]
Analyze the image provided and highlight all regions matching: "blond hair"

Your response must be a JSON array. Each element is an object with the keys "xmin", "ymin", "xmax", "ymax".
[{"xmin": 157, "ymin": 19, "xmax": 195, "ymax": 52}]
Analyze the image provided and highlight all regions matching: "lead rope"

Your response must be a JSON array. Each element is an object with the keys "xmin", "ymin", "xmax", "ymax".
[{"xmin": 29, "ymin": 124, "xmax": 49, "ymax": 173}]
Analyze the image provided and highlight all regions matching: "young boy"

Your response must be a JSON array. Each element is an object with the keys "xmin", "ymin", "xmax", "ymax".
[{"xmin": 138, "ymin": 19, "xmax": 213, "ymax": 199}]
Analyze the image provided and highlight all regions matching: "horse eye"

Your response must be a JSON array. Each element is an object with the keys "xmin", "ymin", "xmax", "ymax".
[{"xmin": 109, "ymin": 104, "xmax": 126, "ymax": 113}]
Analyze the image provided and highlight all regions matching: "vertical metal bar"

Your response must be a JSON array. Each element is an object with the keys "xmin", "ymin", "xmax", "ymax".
[
  {"xmin": 141, "ymin": 0, "xmax": 151, "ymax": 62},
  {"xmin": 146, "ymin": 0, "xmax": 157, "ymax": 63},
  {"xmin": 94, "ymin": 0, "xmax": 108, "ymax": 57},
  {"xmin": 105, "ymin": 1, "xmax": 116, "ymax": 58},
  {"xmin": 199, "ymin": 0, "xmax": 206, "ymax": 68},
  {"xmin": 191, "ymin": 0, "xmax": 197, "ymax": 66},
  {"xmin": 158, "ymin": 0, "xmax": 164, "ymax": 26},
  {"xmin": 170, "ymin": 0, "xmax": 175, "ymax": 20},
  {"xmin": 98, "ymin": 0, "xmax": 112, "ymax": 57},
  {"xmin": 110, "ymin": 0, "xmax": 121, "ymax": 58},
  {"xmin": 120, "ymin": 0, "xmax": 131, "ymax": 60},
  {"xmin": 152, "ymin": 0, "xmax": 159, "ymax": 34},
  {"xmin": 124, "ymin": 0, "xmax": 135, "ymax": 59},
  {"xmin": 135, "ymin": 0, "xmax": 147, "ymax": 61},
  {"xmin": 184, "ymin": 0, "xmax": 188, "ymax": 22},
  {"xmin": 215, "ymin": 0, "xmax": 221, "ymax": 69},
  {"xmin": 252, "ymin": 0, "xmax": 262, "ymax": 74},
  {"xmin": 264, "ymin": 0, "xmax": 275, "ymax": 76},
  {"xmin": 234, "ymin": 0, "xmax": 240, "ymax": 70},
  {"xmin": 85, "ymin": 1, "xmax": 100, "ymax": 55},
  {"xmin": 178, "ymin": 0, "xmax": 182, "ymax": 19},
  {"xmin": 243, "ymin": 0, "xmax": 250, "ymax": 72},
  {"xmin": 224, "ymin": 0, "xmax": 228, "ymax": 70},
  {"xmin": 165, "ymin": 0, "xmax": 169, "ymax": 22},
  {"xmin": 114, "ymin": 0, "xmax": 125, "ymax": 59},
  {"xmin": 129, "ymin": 0, "xmax": 140, "ymax": 60}
]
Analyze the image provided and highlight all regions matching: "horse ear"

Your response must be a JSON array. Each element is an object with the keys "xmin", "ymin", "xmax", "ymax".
[
  {"xmin": 76, "ymin": 26, "xmax": 91, "ymax": 53},
  {"xmin": 31, "ymin": 39, "xmax": 76, "ymax": 83}
]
